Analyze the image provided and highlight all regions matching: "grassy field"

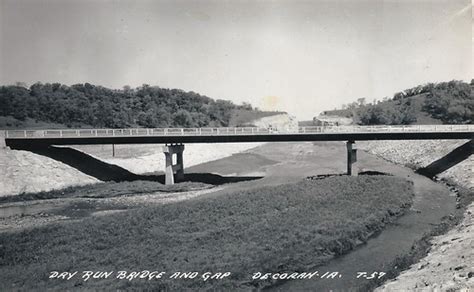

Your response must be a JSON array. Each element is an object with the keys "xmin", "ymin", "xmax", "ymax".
[{"xmin": 0, "ymin": 175, "xmax": 414, "ymax": 291}]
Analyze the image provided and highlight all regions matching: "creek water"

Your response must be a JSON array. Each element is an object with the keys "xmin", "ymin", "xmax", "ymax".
[
  {"xmin": 266, "ymin": 149, "xmax": 457, "ymax": 291},
  {"xmin": 0, "ymin": 142, "xmax": 458, "ymax": 292}
]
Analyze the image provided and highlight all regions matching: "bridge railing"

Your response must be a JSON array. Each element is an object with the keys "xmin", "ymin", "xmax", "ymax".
[
  {"xmin": 297, "ymin": 124, "xmax": 474, "ymax": 133},
  {"xmin": 3, "ymin": 124, "xmax": 473, "ymax": 139}
]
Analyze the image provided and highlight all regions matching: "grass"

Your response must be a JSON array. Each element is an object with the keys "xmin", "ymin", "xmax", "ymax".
[
  {"xmin": 0, "ymin": 175, "xmax": 414, "ymax": 291},
  {"xmin": 0, "ymin": 180, "xmax": 212, "ymax": 203}
]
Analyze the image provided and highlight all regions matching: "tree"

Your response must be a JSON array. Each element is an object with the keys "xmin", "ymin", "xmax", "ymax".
[
  {"xmin": 0, "ymin": 81, "xmax": 267, "ymax": 128},
  {"xmin": 393, "ymin": 92, "xmax": 405, "ymax": 100},
  {"xmin": 155, "ymin": 108, "xmax": 172, "ymax": 127},
  {"xmin": 14, "ymin": 81, "xmax": 27, "ymax": 88},
  {"xmin": 357, "ymin": 98, "xmax": 366, "ymax": 106},
  {"xmin": 423, "ymin": 80, "xmax": 472, "ymax": 124},
  {"xmin": 173, "ymin": 109, "xmax": 194, "ymax": 127},
  {"xmin": 239, "ymin": 102, "xmax": 253, "ymax": 110},
  {"xmin": 137, "ymin": 110, "xmax": 158, "ymax": 128}
]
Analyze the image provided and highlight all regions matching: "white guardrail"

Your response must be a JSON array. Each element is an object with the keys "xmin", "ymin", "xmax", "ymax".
[{"xmin": 2, "ymin": 124, "xmax": 474, "ymax": 139}]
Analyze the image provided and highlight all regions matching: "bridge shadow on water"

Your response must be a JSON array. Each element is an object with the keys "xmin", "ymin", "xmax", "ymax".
[{"xmin": 20, "ymin": 145, "xmax": 263, "ymax": 185}]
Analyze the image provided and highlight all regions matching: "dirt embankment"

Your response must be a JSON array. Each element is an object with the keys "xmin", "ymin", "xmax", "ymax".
[
  {"xmin": 251, "ymin": 113, "xmax": 298, "ymax": 131},
  {"xmin": 359, "ymin": 140, "xmax": 473, "ymax": 292},
  {"xmin": 359, "ymin": 140, "xmax": 472, "ymax": 189},
  {"xmin": 0, "ymin": 148, "xmax": 98, "ymax": 196},
  {"xmin": 0, "ymin": 143, "xmax": 263, "ymax": 197}
]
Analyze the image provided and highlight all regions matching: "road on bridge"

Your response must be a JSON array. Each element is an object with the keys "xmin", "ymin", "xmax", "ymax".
[
  {"xmin": 2, "ymin": 125, "xmax": 473, "ymax": 147},
  {"xmin": 2, "ymin": 124, "xmax": 472, "ymax": 184}
]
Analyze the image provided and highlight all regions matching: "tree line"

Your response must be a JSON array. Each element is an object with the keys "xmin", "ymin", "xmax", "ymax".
[
  {"xmin": 331, "ymin": 80, "xmax": 472, "ymax": 125},
  {"xmin": 0, "ymin": 82, "xmax": 260, "ymax": 128},
  {"xmin": 422, "ymin": 80, "xmax": 473, "ymax": 124}
]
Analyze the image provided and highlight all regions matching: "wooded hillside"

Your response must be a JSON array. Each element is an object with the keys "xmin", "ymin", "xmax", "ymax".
[
  {"xmin": 323, "ymin": 80, "xmax": 473, "ymax": 125},
  {"xmin": 0, "ymin": 83, "xmax": 280, "ymax": 129}
]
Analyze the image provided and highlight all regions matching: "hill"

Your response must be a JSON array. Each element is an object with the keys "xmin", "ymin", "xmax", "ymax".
[
  {"xmin": 0, "ymin": 83, "xmax": 281, "ymax": 129},
  {"xmin": 322, "ymin": 80, "xmax": 473, "ymax": 125},
  {"xmin": 229, "ymin": 109, "xmax": 285, "ymax": 127}
]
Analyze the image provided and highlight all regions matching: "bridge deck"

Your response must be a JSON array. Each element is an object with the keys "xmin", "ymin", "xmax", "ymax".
[{"xmin": 3, "ymin": 125, "xmax": 473, "ymax": 148}]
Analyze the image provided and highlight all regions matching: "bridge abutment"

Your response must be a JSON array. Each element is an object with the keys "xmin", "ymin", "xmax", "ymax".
[
  {"xmin": 162, "ymin": 144, "xmax": 185, "ymax": 185},
  {"xmin": 346, "ymin": 141, "xmax": 358, "ymax": 176}
]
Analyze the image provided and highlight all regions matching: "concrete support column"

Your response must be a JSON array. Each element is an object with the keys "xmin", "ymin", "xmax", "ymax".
[
  {"xmin": 162, "ymin": 144, "xmax": 185, "ymax": 185},
  {"xmin": 0, "ymin": 131, "xmax": 6, "ymax": 149},
  {"xmin": 164, "ymin": 151, "xmax": 174, "ymax": 185},
  {"xmin": 346, "ymin": 140, "xmax": 358, "ymax": 176},
  {"xmin": 176, "ymin": 150, "xmax": 184, "ymax": 181}
]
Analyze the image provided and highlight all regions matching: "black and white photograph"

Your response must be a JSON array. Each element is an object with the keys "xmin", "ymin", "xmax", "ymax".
[{"xmin": 0, "ymin": 0, "xmax": 473, "ymax": 291}]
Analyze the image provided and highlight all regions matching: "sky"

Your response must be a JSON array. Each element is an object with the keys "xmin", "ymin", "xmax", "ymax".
[{"xmin": 0, "ymin": 0, "xmax": 472, "ymax": 120}]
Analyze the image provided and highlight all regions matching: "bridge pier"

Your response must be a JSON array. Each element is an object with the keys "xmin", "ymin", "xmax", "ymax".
[
  {"xmin": 0, "ymin": 131, "xmax": 6, "ymax": 149},
  {"xmin": 162, "ymin": 144, "xmax": 185, "ymax": 185},
  {"xmin": 346, "ymin": 141, "xmax": 358, "ymax": 176}
]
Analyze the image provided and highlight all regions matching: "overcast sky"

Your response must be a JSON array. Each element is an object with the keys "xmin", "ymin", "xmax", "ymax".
[{"xmin": 0, "ymin": 0, "xmax": 472, "ymax": 119}]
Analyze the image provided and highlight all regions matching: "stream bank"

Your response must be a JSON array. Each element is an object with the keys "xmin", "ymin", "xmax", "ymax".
[{"xmin": 0, "ymin": 141, "xmax": 467, "ymax": 291}]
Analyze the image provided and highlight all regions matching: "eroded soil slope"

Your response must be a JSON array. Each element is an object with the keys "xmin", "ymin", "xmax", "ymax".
[{"xmin": 0, "ymin": 149, "xmax": 98, "ymax": 196}]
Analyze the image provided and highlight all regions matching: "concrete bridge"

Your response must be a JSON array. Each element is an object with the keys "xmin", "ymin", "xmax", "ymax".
[{"xmin": 2, "ymin": 125, "xmax": 473, "ymax": 184}]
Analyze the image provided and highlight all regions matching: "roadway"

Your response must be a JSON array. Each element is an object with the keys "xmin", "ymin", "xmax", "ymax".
[{"xmin": 3, "ymin": 125, "xmax": 473, "ymax": 149}]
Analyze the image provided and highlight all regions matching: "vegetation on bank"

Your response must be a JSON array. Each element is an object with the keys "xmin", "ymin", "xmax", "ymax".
[
  {"xmin": 0, "ymin": 180, "xmax": 212, "ymax": 204},
  {"xmin": 0, "ymin": 175, "xmax": 414, "ymax": 291},
  {"xmin": 323, "ymin": 80, "xmax": 473, "ymax": 125},
  {"xmin": 0, "ymin": 82, "xmax": 281, "ymax": 129},
  {"xmin": 360, "ymin": 183, "xmax": 474, "ymax": 292}
]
